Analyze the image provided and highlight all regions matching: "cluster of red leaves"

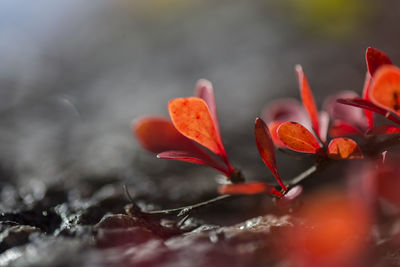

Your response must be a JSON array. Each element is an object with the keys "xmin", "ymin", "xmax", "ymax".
[
  {"xmin": 262, "ymin": 64, "xmax": 363, "ymax": 161},
  {"xmin": 134, "ymin": 80, "xmax": 236, "ymax": 179},
  {"xmin": 133, "ymin": 47, "xmax": 400, "ymax": 200},
  {"xmin": 337, "ymin": 47, "xmax": 400, "ymax": 135}
]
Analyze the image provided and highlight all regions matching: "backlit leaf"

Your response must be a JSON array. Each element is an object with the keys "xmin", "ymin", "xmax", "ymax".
[
  {"xmin": 133, "ymin": 116, "xmax": 196, "ymax": 153},
  {"xmin": 168, "ymin": 97, "xmax": 223, "ymax": 155},
  {"xmin": 277, "ymin": 121, "xmax": 322, "ymax": 154},
  {"xmin": 255, "ymin": 118, "xmax": 286, "ymax": 190},
  {"xmin": 366, "ymin": 47, "xmax": 393, "ymax": 76},
  {"xmin": 267, "ymin": 121, "xmax": 285, "ymax": 148},
  {"xmin": 296, "ymin": 65, "xmax": 321, "ymax": 140},
  {"xmin": 157, "ymin": 151, "xmax": 228, "ymax": 175},
  {"xmin": 218, "ymin": 182, "xmax": 283, "ymax": 197},
  {"xmin": 327, "ymin": 138, "xmax": 363, "ymax": 160},
  {"xmin": 369, "ymin": 65, "xmax": 400, "ymax": 117},
  {"xmin": 337, "ymin": 98, "xmax": 400, "ymax": 125}
]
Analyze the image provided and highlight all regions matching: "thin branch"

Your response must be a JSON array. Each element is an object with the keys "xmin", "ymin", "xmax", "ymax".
[
  {"xmin": 146, "ymin": 194, "xmax": 232, "ymax": 217},
  {"xmin": 288, "ymin": 164, "xmax": 319, "ymax": 187}
]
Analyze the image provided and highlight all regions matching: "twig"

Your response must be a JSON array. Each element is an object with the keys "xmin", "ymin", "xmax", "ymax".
[
  {"xmin": 147, "ymin": 194, "xmax": 232, "ymax": 216},
  {"xmin": 288, "ymin": 164, "xmax": 319, "ymax": 187}
]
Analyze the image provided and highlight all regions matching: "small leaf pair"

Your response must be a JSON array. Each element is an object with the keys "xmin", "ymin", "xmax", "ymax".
[
  {"xmin": 134, "ymin": 80, "xmax": 237, "ymax": 179},
  {"xmin": 264, "ymin": 65, "xmax": 362, "ymax": 160},
  {"xmin": 338, "ymin": 47, "xmax": 400, "ymax": 135},
  {"xmin": 220, "ymin": 117, "xmax": 290, "ymax": 197}
]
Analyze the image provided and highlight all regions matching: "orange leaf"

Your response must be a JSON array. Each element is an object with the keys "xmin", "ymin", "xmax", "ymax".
[
  {"xmin": 133, "ymin": 116, "xmax": 195, "ymax": 153},
  {"xmin": 327, "ymin": 138, "xmax": 363, "ymax": 160},
  {"xmin": 296, "ymin": 65, "xmax": 321, "ymax": 141},
  {"xmin": 366, "ymin": 47, "xmax": 393, "ymax": 76},
  {"xmin": 277, "ymin": 121, "xmax": 322, "ymax": 154},
  {"xmin": 168, "ymin": 97, "xmax": 222, "ymax": 155},
  {"xmin": 218, "ymin": 182, "xmax": 283, "ymax": 197},
  {"xmin": 255, "ymin": 118, "xmax": 286, "ymax": 190},
  {"xmin": 369, "ymin": 65, "xmax": 400, "ymax": 117}
]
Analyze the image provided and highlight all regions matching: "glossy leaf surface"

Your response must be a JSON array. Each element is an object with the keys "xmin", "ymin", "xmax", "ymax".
[
  {"xmin": 366, "ymin": 47, "xmax": 393, "ymax": 76},
  {"xmin": 133, "ymin": 116, "xmax": 196, "ymax": 153},
  {"xmin": 218, "ymin": 182, "xmax": 283, "ymax": 197},
  {"xmin": 169, "ymin": 97, "xmax": 222, "ymax": 155},
  {"xmin": 296, "ymin": 65, "xmax": 321, "ymax": 140},
  {"xmin": 327, "ymin": 138, "xmax": 363, "ymax": 160},
  {"xmin": 255, "ymin": 118, "xmax": 286, "ymax": 190},
  {"xmin": 277, "ymin": 121, "xmax": 322, "ymax": 154},
  {"xmin": 369, "ymin": 65, "xmax": 400, "ymax": 117}
]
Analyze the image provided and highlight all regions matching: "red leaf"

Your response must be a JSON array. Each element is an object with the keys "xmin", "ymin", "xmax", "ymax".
[
  {"xmin": 362, "ymin": 73, "xmax": 374, "ymax": 129},
  {"xmin": 168, "ymin": 97, "xmax": 223, "ymax": 155},
  {"xmin": 218, "ymin": 182, "xmax": 283, "ymax": 197},
  {"xmin": 157, "ymin": 151, "xmax": 228, "ymax": 175},
  {"xmin": 366, "ymin": 125, "xmax": 400, "ymax": 136},
  {"xmin": 255, "ymin": 118, "xmax": 287, "ymax": 191},
  {"xmin": 267, "ymin": 121, "xmax": 285, "ymax": 147},
  {"xmin": 329, "ymin": 120, "xmax": 362, "ymax": 137},
  {"xmin": 366, "ymin": 47, "xmax": 393, "ymax": 76},
  {"xmin": 369, "ymin": 65, "xmax": 400, "ymax": 118},
  {"xmin": 277, "ymin": 121, "xmax": 322, "ymax": 154},
  {"xmin": 133, "ymin": 116, "xmax": 196, "ymax": 153},
  {"xmin": 337, "ymin": 98, "xmax": 400, "ymax": 125},
  {"xmin": 327, "ymin": 138, "xmax": 363, "ymax": 160},
  {"xmin": 296, "ymin": 65, "xmax": 321, "ymax": 141}
]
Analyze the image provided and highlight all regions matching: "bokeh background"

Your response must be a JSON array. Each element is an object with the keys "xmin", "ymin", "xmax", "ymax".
[{"xmin": 1, "ymin": 0, "xmax": 400, "ymax": 209}]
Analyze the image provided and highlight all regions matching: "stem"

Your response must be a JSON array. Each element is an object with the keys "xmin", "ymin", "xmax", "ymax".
[
  {"xmin": 139, "ymin": 163, "xmax": 324, "ymax": 217},
  {"xmin": 146, "ymin": 194, "xmax": 232, "ymax": 216},
  {"xmin": 288, "ymin": 164, "xmax": 319, "ymax": 187}
]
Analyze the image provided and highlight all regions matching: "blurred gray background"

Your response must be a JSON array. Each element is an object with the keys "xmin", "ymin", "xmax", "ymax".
[{"xmin": 1, "ymin": 0, "xmax": 400, "ymax": 201}]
